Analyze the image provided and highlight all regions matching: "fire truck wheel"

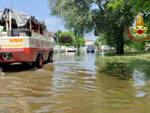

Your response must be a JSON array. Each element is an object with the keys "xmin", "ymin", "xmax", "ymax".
[
  {"xmin": 47, "ymin": 52, "xmax": 53, "ymax": 63},
  {"xmin": 1, "ymin": 63, "xmax": 9, "ymax": 72},
  {"xmin": 36, "ymin": 54, "xmax": 43, "ymax": 68}
]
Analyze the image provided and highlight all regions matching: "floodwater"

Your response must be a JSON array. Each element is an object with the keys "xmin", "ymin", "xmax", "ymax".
[{"xmin": 0, "ymin": 52, "xmax": 150, "ymax": 113}]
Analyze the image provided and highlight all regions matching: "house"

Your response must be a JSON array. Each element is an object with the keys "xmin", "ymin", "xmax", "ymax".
[{"xmin": 85, "ymin": 39, "xmax": 94, "ymax": 47}]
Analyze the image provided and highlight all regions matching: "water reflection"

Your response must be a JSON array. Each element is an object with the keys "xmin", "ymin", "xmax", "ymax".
[
  {"xmin": 0, "ymin": 52, "xmax": 149, "ymax": 113},
  {"xmin": 133, "ymin": 69, "xmax": 147, "ymax": 98},
  {"xmin": 133, "ymin": 69, "xmax": 146, "ymax": 87},
  {"xmin": 96, "ymin": 55, "xmax": 133, "ymax": 80}
]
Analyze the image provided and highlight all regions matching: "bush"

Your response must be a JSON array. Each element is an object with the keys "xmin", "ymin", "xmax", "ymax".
[{"xmin": 59, "ymin": 32, "xmax": 75, "ymax": 44}]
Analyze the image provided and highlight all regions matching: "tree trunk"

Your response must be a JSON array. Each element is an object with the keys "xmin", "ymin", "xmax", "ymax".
[
  {"xmin": 116, "ymin": 29, "xmax": 124, "ymax": 54},
  {"xmin": 77, "ymin": 45, "xmax": 80, "ymax": 52}
]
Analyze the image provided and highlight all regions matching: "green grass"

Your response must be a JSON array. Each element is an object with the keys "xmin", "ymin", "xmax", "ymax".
[{"xmin": 96, "ymin": 51, "xmax": 150, "ymax": 80}]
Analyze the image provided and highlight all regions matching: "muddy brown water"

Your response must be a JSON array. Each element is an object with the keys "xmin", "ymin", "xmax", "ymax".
[{"xmin": 0, "ymin": 52, "xmax": 149, "ymax": 113}]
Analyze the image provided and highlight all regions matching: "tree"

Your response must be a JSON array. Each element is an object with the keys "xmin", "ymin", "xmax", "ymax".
[
  {"xmin": 74, "ymin": 37, "xmax": 85, "ymax": 48},
  {"xmin": 95, "ymin": 33, "xmax": 106, "ymax": 46},
  {"xmin": 57, "ymin": 31, "xmax": 85, "ymax": 47},
  {"xmin": 49, "ymin": 0, "xmax": 94, "ymax": 36},
  {"xmin": 98, "ymin": 0, "xmax": 135, "ymax": 54},
  {"xmin": 59, "ymin": 31, "xmax": 75, "ymax": 44},
  {"xmin": 57, "ymin": 30, "xmax": 62, "ymax": 40},
  {"xmin": 131, "ymin": 0, "xmax": 150, "ymax": 12},
  {"xmin": 49, "ymin": 0, "xmax": 135, "ymax": 54}
]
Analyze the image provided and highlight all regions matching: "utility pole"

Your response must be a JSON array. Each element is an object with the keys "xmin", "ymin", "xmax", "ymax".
[{"xmin": 57, "ymin": 31, "xmax": 59, "ymax": 44}]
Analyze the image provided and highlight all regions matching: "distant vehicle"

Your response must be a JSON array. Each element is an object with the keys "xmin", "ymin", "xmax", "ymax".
[
  {"xmin": 87, "ymin": 46, "xmax": 95, "ymax": 53},
  {"xmin": 60, "ymin": 46, "xmax": 67, "ymax": 52},
  {"xmin": 67, "ymin": 46, "xmax": 76, "ymax": 52},
  {"xmin": 101, "ymin": 45, "xmax": 115, "ymax": 53}
]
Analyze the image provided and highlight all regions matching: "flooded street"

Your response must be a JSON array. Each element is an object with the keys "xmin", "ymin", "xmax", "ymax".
[{"xmin": 0, "ymin": 52, "xmax": 150, "ymax": 113}]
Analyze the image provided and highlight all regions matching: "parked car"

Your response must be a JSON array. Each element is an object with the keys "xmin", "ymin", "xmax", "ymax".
[
  {"xmin": 67, "ymin": 46, "xmax": 76, "ymax": 52},
  {"xmin": 87, "ymin": 46, "xmax": 95, "ymax": 53},
  {"xmin": 101, "ymin": 45, "xmax": 115, "ymax": 53}
]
